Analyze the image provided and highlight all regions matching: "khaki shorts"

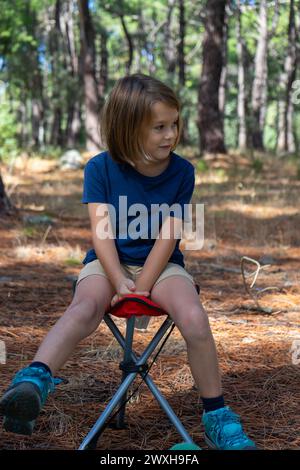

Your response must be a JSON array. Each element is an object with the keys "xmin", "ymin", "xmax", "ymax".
[{"xmin": 76, "ymin": 259, "xmax": 195, "ymax": 290}]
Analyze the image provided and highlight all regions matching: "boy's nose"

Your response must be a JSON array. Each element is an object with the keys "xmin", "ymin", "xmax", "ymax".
[{"xmin": 166, "ymin": 127, "xmax": 177, "ymax": 139}]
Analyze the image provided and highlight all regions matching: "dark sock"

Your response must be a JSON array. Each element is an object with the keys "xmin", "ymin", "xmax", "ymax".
[
  {"xmin": 29, "ymin": 361, "xmax": 52, "ymax": 376},
  {"xmin": 201, "ymin": 394, "xmax": 225, "ymax": 413}
]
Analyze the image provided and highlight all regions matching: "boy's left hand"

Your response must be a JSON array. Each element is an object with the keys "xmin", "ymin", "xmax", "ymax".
[
  {"xmin": 111, "ymin": 287, "xmax": 150, "ymax": 308},
  {"xmin": 111, "ymin": 291, "xmax": 150, "ymax": 307}
]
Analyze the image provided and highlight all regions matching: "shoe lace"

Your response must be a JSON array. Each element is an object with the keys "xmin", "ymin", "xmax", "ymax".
[
  {"xmin": 213, "ymin": 408, "xmax": 249, "ymax": 447},
  {"xmin": 15, "ymin": 367, "xmax": 62, "ymax": 393}
]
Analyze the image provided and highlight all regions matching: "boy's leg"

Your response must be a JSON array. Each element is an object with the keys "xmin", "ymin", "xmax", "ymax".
[
  {"xmin": 0, "ymin": 275, "xmax": 115, "ymax": 434},
  {"xmin": 151, "ymin": 276, "xmax": 222, "ymax": 398},
  {"xmin": 150, "ymin": 276, "xmax": 256, "ymax": 450},
  {"xmin": 33, "ymin": 274, "xmax": 115, "ymax": 374}
]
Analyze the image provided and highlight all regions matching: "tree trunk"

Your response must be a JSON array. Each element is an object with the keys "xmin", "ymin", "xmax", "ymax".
[
  {"xmin": 51, "ymin": 108, "xmax": 63, "ymax": 147},
  {"xmin": 119, "ymin": 14, "xmax": 134, "ymax": 76},
  {"xmin": 164, "ymin": 0, "xmax": 177, "ymax": 82},
  {"xmin": 251, "ymin": 0, "xmax": 268, "ymax": 150},
  {"xmin": 18, "ymin": 92, "xmax": 29, "ymax": 148},
  {"xmin": 178, "ymin": 0, "xmax": 186, "ymax": 87},
  {"xmin": 98, "ymin": 29, "xmax": 108, "ymax": 98},
  {"xmin": 146, "ymin": 8, "xmax": 160, "ymax": 75},
  {"xmin": 78, "ymin": 0, "xmax": 100, "ymax": 152},
  {"xmin": 236, "ymin": 0, "xmax": 247, "ymax": 150},
  {"xmin": 198, "ymin": 0, "xmax": 227, "ymax": 154},
  {"xmin": 136, "ymin": 10, "xmax": 145, "ymax": 72},
  {"xmin": 21, "ymin": 1, "xmax": 45, "ymax": 150},
  {"xmin": 64, "ymin": 0, "xmax": 82, "ymax": 147},
  {"xmin": 48, "ymin": 0, "xmax": 64, "ymax": 147},
  {"xmin": 178, "ymin": 0, "xmax": 189, "ymax": 144},
  {"xmin": 219, "ymin": 3, "xmax": 229, "ymax": 133},
  {"xmin": 287, "ymin": 99, "xmax": 296, "ymax": 153},
  {"xmin": 0, "ymin": 172, "xmax": 14, "ymax": 215},
  {"xmin": 277, "ymin": 0, "xmax": 297, "ymax": 154},
  {"xmin": 30, "ymin": 28, "xmax": 45, "ymax": 148},
  {"xmin": 66, "ymin": 101, "xmax": 81, "ymax": 148}
]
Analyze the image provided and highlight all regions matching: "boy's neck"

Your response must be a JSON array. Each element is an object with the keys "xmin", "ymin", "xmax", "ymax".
[{"xmin": 134, "ymin": 155, "xmax": 171, "ymax": 177}]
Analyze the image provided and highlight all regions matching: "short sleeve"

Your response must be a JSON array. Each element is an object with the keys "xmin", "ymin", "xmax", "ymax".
[
  {"xmin": 172, "ymin": 163, "xmax": 195, "ymax": 222},
  {"xmin": 82, "ymin": 159, "xmax": 107, "ymax": 204}
]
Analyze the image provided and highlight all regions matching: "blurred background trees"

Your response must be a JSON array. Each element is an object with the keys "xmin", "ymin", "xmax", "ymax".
[{"xmin": 0, "ymin": 0, "xmax": 300, "ymax": 211}]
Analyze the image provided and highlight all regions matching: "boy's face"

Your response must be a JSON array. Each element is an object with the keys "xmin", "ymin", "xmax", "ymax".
[{"xmin": 140, "ymin": 101, "xmax": 179, "ymax": 163}]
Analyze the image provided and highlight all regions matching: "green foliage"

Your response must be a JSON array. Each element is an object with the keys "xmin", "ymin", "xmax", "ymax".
[
  {"xmin": 0, "ymin": 87, "xmax": 19, "ymax": 161},
  {"xmin": 22, "ymin": 226, "xmax": 39, "ymax": 238},
  {"xmin": 29, "ymin": 146, "xmax": 63, "ymax": 160},
  {"xmin": 196, "ymin": 159, "xmax": 209, "ymax": 173},
  {"xmin": 287, "ymin": 150, "xmax": 300, "ymax": 180},
  {"xmin": 252, "ymin": 158, "xmax": 263, "ymax": 173},
  {"xmin": 240, "ymin": 6, "xmax": 258, "ymax": 56},
  {"xmin": 0, "ymin": 0, "xmax": 298, "ymax": 158},
  {"xmin": 64, "ymin": 257, "xmax": 82, "ymax": 267}
]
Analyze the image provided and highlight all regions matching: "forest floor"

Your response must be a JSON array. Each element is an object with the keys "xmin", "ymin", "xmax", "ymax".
[{"xmin": 0, "ymin": 148, "xmax": 299, "ymax": 450}]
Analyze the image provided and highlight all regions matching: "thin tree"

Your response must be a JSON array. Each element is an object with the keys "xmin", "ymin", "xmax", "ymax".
[
  {"xmin": 277, "ymin": 0, "xmax": 297, "ymax": 154},
  {"xmin": 198, "ymin": 0, "xmax": 227, "ymax": 154},
  {"xmin": 63, "ymin": 0, "xmax": 82, "ymax": 148},
  {"xmin": 78, "ymin": 0, "xmax": 101, "ymax": 152},
  {"xmin": 164, "ymin": 0, "xmax": 177, "ymax": 84},
  {"xmin": 49, "ymin": 0, "xmax": 64, "ymax": 147},
  {"xmin": 178, "ymin": 0, "xmax": 190, "ymax": 144},
  {"xmin": 236, "ymin": 0, "xmax": 247, "ymax": 150},
  {"xmin": 219, "ymin": 2, "xmax": 229, "ymax": 135},
  {"xmin": 251, "ymin": 0, "xmax": 268, "ymax": 150},
  {"xmin": 0, "ymin": 172, "xmax": 14, "ymax": 215}
]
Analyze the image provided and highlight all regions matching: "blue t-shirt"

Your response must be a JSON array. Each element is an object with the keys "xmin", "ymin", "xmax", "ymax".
[{"xmin": 82, "ymin": 151, "xmax": 195, "ymax": 268}]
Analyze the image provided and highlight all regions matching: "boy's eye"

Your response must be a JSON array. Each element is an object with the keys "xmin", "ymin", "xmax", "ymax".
[{"xmin": 155, "ymin": 122, "xmax": 178, "ymax": 130}]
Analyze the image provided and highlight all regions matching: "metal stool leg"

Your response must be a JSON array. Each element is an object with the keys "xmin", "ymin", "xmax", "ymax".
[
  {"xmin": 78, "ymin": 314, "xmax": 196, "ymax": 449},
  {"xmin": 106, "ymin": 316, "xmax": 195, "ymax": 444},
  {"xmin": 73, "ymin": 279, "xmax": 195, "ymax": 448},
  {"xmin": 78, "ymin": 316, "xmax": 173, "ymax": 449},
  {"xmin": 116, "ymin": 316, "xmax": 135, "ymax": 428},
  {"xmin": 78, "ymin": 369, "xmax": 141, "ymax": 449}
]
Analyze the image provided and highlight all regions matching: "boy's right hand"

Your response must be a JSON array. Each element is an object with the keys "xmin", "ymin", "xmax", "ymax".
[{"xmin": 111, "ymin": 277, "xmax": 150, "ymax": 307}]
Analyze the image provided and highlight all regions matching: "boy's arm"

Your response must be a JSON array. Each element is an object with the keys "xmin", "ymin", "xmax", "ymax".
[
  {"xmin": 135, "ymin": 216, "xmax": 182, "ymax": 292},
  {"xmin": 88, "ymin": 202, "xmax": 125, "ymax": 290}
]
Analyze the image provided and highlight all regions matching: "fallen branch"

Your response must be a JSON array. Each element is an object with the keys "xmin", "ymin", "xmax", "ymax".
[{"xmin": 241, "ymin": 256, "xmax": 274, "ymax": 314}]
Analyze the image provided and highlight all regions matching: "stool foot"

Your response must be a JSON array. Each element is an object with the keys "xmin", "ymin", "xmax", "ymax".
[
  {"xmin": 85, "ymin": 438, "xmax": 98, "ymax": 450},
  {"xmin": 108, "ymin": 421, "xmax": 128, "ymax": 430}
]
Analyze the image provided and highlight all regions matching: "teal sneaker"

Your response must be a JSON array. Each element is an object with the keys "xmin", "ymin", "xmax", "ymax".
[
  {"xmin": 0, "ymin": 366, "xmax": 61, "ymax": 435},
  {"xmin": 170, "ymin": 442, "xmax": 202, "ymax": 450},
  {"xmin": 202, "ymin": 406, "xmax": 256, "ymax": 450}
]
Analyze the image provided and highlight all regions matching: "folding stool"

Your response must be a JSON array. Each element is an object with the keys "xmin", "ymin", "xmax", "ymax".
[{"xmin": 75, "ymin": 283, "xmax": 200, "ymax": 450}]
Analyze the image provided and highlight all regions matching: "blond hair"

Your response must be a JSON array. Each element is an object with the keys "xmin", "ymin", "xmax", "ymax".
[{"xmin": 99, "ymin": 73, "xmax": 182, "ymax": 166}]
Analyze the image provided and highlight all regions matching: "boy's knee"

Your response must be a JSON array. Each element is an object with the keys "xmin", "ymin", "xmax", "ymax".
[
  {"xmin": 179, "ymin": 306, "xmax": 211, "ymax": 343},
  {"xmin": 66, "ymin": 298, "xmax": 103, "ymax": 324}
]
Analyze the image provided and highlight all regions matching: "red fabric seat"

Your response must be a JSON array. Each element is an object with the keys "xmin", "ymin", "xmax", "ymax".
[{"xmin": 106, "ymin": 294, "xmax": 168, "ymax": 319}]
